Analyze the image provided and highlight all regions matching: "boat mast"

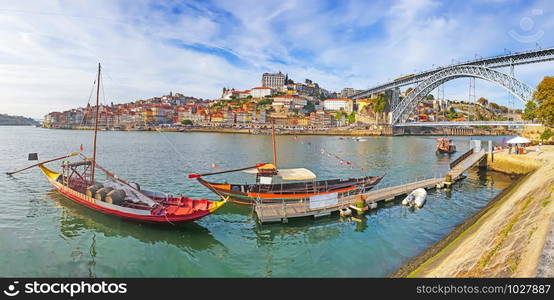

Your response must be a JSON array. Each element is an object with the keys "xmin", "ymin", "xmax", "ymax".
[
  {"xmin": 91, "ymin": 63, "xmax": 101, "ymax": 185},
  {"xmin": 271, "ymin": 119, "xmax": 277, "ymax": 168}
]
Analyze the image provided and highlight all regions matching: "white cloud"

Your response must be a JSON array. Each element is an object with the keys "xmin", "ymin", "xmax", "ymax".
[{"xmin": 0, "ymin": 0, "xmax": 552, "ymax": 118}]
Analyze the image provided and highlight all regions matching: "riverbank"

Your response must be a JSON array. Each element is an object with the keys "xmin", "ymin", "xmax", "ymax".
[
  {"xmin": 42, "ymin": 126, "xmax": 516, "ymax": 137},
  {"xmin": 392, "ymin": 145, "xmax": 554, "ymax": 277},
  {"xmin": 184, "ymin": 127, "xmax": 392, "ymax": 136}
]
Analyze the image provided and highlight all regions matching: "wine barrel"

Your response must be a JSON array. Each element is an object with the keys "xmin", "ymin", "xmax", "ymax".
[
  {"xmin": 94, "ymin": 187, "xmax": 114, "ymax": 201},
  {"xmin": 105, "ymin": 189, "xmax": 126, "ymax": 205},
  {"xmin": 86, "ymin": 183, "xmax": 104, "ymax": 198}
]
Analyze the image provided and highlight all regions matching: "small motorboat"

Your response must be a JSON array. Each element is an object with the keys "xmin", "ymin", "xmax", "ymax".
[
  {"xmin": 402, "ymin": 188, "xmax": 427, "ymax": 208},
  {"xmin": 436, "ymin": 138, "xmax": 456, "ymax": 154}
]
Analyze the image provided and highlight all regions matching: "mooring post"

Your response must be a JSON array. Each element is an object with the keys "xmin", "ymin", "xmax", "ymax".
[{"xmin": 488, "ymin": 140, "xmax": 493, "ymax": 163}]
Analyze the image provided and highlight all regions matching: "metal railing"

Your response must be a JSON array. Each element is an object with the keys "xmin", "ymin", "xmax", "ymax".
[
  {"xmin": 450, "ymin": 149, "xmax": 474, "ymax": 169},
  {"xmin": 255, "ymin": 172, "xmax": 450, "ymax": 223},
  {"xmin": 371, "ymin": 172, "xmax": 445, "ymax": 190},
  {"xmin": 395, "ymin": 121, "xmax": 542, "ymax": 127}
]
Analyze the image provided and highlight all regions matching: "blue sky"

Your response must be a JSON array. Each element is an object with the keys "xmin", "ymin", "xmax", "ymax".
[{"xmin": 0, "ymin": 0, "xmax": 553, "ymax": 118}]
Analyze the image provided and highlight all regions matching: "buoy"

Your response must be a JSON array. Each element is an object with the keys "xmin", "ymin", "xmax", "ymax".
[{"xmin": 339, "ymin": 207, "xmax": 352, "ymax": 217}]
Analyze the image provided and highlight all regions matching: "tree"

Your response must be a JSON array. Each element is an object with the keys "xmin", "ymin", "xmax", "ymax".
[
  {"xmin": 426, "ymin": 94, "xmax": 434, "ymax": 100},
  {"xmin": 522, "ymin": 99, "xmax": 538, "ymax": 121},
  {"xmin": 533, "ymin": 76, "xmax": 554, "ymax": 103},
  {"xmin": 257, "ymin": 98, "xmax": 273, "ymax": 107},
  {"xmin": 489, "ymin": 102, "xmax": 500, "ymax": 110},
  {"xmin": 498, "ymin": 105, "xmax": 509, "ymax": 113},
  {"xmin": 477, "ymin": 97, "xmax": 488, "ymax": 106},
  {"xmin": 534, "ymin": 76, "xmax": 554, "ymax": 126},
  {"xmin": 373, "ymin": 94, "xmax": 387, "ymax": 124},
  {"xmin": 347, "ymin": 112, "xmax": 356, "ymax": 124},
  {"xmin": 540, "ymin": 128, "xmax": 553, "ymax": 142},
  {"xmin": 303, "ymin": 101, "xmax": 316, "ymax": 113},
  {"xmin": 181, "ymin": 119, "xmax": 193, "ymax": 125}
]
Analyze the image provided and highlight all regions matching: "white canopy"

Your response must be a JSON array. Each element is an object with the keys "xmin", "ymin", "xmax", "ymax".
[
  {"xmin": 243, "ymin": 167, "xmax": 317, "ymax": 181},
  {"xmin": 506, "ymin": 136, "xmax": 530, "ymax": 144}
]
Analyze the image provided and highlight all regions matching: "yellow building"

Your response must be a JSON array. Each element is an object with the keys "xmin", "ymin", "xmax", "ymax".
[
  {"xmin": 285, "ymin": 89, "xmax": 298, "ymax": 96},
  {"xmin": 297, "ymin": 117, "xmax": 309, "ymax": 126},
  {"xmin": 357, "ymin": 98, "xmax": 373, "ymax": 112},
  {"xmin": 142, "ymin": 109, "xmax": 154, "ymax": 123}
]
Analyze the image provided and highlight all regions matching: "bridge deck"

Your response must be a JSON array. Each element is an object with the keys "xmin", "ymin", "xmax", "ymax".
[
  {"xmin": 351, "ymin": 47, "xmax": 554, "ymax": 99},
  {"xmin": 394, "ymin": 121, "xmax": 541, "ymax": 127},
  {"xmin": 255, "ymin": 149, "xmax": 487, "ymax": 224}
]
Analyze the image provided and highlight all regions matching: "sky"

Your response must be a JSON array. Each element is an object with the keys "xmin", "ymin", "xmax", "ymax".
[{"xmin": 0, "ymin": 0, "xmax": 553, "ymax": 119}]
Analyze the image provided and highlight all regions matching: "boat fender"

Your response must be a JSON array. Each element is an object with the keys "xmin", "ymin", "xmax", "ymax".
[
  {"xmin": 94, "ymin": 187, "xmax": 114, "ymax": 202},
  {"xmin": 339, "ymin": 207, "xmax": 352, "ymax": 217},
  {"xmin": 106, "ymin": 189, "xmax": 126, "ymax": 205}
]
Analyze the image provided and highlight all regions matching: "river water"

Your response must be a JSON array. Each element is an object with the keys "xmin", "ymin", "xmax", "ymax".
[{"xmin": 0, "ymin": 126, "xmax": 514, "ymax": 277}]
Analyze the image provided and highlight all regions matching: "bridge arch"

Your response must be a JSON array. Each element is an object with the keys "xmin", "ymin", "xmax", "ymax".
[{"xmin": 391, "ymin": 65, "xmax": 534, "ymax": 124}]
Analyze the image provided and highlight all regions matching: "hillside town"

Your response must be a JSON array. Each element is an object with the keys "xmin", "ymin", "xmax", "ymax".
[{"xmin": 42, "ymin": 72, "xmax": 521, "ymax": 131}]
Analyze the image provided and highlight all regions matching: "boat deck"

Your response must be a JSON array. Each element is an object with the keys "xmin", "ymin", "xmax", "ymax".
[{"xmin": 254, "ymin": 149, "xmax": 487, "ymax": 224}]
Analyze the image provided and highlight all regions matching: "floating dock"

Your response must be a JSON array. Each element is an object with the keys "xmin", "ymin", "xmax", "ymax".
[{"xmin": 255, "ymin": 148, "xmax": 486, "ymax": 224}]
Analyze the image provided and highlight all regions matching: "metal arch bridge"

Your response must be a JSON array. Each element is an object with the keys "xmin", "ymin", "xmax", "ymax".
[
  {"xmin": 351, "ymin": 47, "xmax": 554, "ymax": 99},
  {"xmin": 349, "ymin": 47, "xmax": 554, "ymax": 125},
  {"xmin": 391, "ymin": 65, "xmax": 534, "ymax": 124}
]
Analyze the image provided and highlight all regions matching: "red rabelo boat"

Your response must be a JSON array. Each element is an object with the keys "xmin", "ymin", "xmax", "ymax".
[
  {"xmin": 189, "ymin": 121, "xmax": 385, "ymax": 205},
  {"xmin": 7, "ymin": 64, "xmax": 225, "ymax": 224}
]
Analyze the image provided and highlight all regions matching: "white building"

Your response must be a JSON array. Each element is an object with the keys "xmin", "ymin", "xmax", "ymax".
[
  {"xmin": 262, "ymin": 72, "xmax": 286, "ymax": 91},
  {"xmin": 323, "ymin": 99, "xmax": 353, "ymax": 112},
  {"xmin": 221, "ymin": 88, "xmax": 250, "ymax": 100},
  {"xmin": 250, "ymin": 87, "xmax": 273, "ymax": 98}
]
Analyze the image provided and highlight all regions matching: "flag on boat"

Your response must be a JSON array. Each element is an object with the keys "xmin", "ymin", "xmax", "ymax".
[{"xmin": 79, "ymin": 144, "xmax": 84, "ymax": 152}]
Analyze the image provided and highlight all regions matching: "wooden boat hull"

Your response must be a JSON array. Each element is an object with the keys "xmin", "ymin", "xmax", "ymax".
[
  {"xmin": 196, "ymin": 174, "xmax": 384, "ymax": 205},
  {"xmin": 436, "ymin": 146, "xmax": 456, "ymax": 154},
  {"xmin": 39, "ymin": 164, "xmax": 225, "ymax": 224}
]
